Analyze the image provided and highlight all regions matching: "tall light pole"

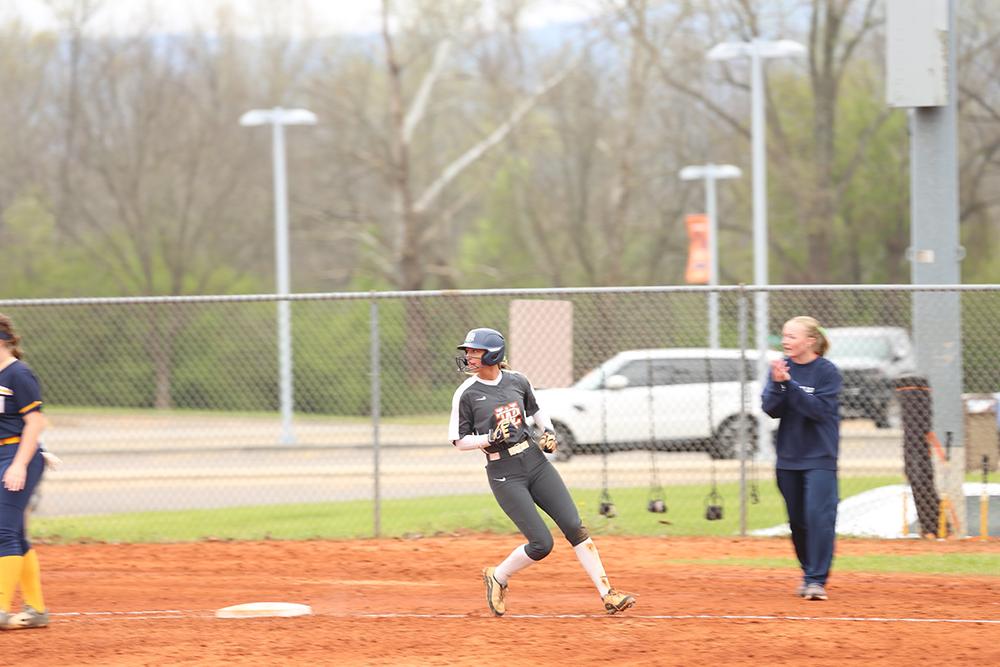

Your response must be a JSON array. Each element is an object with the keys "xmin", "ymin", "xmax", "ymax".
[
  {"xmin": 680, "ymin": 163, "xmax": 742, "ymax": 348},
  {"xmin": 707, "ymin": 39, "xmax": 805, "ymax": 454},
  {"xmin": 240, "ymin": 107, "xmax": 317, "ymax": 445}
]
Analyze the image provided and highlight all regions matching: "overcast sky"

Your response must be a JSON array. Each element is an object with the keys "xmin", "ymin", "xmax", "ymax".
[{"xmin": 5, "ymin": 0, "xmax": 601, "ymax": 36}]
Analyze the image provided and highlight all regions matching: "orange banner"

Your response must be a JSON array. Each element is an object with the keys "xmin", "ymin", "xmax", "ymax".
[{"xmin": 685, "ymin": 214, "xmax": 709, "ymax": 284}]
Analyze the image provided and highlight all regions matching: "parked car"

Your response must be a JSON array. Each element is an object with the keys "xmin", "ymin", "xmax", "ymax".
[
  {"xmin": 533, "ymin": 348, "xmax": 780, "ymax": 461},
  {"xmin": 824, "ymin": 326, "xmax": 917, "ymax": 428}
]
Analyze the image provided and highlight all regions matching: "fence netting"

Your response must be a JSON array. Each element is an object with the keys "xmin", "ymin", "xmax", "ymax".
[{"xmin": 2, "ymin": 286, "xmax": 996, "ymax": 539}]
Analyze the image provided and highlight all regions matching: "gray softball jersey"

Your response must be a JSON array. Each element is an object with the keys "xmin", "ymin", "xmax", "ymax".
[
  {"xmin": 448, "ymin": 370, "xmax": 539, "ymax": 454},
  {"xmin": 449, "ymin": 370, "xmax": 589, "ymax": 557}
]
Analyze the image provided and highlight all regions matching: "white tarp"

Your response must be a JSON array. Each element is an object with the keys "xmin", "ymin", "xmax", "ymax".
[{"xmin": 753, "ymin": 483, "xmax": 1000, "ymax": 539}]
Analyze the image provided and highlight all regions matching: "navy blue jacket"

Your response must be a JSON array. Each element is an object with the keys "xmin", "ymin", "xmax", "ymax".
[{"xmin": 762, "ymin": 356, "xmax": 841, "ymax": 471}]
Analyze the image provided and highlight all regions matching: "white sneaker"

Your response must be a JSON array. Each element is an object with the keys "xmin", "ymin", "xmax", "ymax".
[{"xmin": 5, "ymin": 605, "xmax": 49, "ymax": 629}]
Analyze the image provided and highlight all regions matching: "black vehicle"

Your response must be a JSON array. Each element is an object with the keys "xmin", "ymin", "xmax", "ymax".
[{"xmin": 824, "ymin": 327, "xmax": 916, "ymax": 428}]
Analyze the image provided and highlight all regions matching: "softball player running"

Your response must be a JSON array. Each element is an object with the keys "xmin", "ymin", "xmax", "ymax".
[
  {"xmin": 448, "ymin": 327, "xmax": 635, "ymax": 616},
  {"xmin": 0, "ymin": 314, "xmax": 49, "ymax": 629}
]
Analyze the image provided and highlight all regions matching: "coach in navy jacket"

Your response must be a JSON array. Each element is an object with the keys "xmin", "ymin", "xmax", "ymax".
[{"xmin": 762, "ymin": 316, "xmax": 842, "ymax": 602}]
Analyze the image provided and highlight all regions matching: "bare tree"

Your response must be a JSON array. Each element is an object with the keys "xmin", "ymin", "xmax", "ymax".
[
  {"xmin": 37, "ymin": 10, "xmax": 287, "ymax": 406},
  {"xmin": 957, "ymin": 0, "xmax": 1000, "ymax": 280},
  {"xmin": 379, "ymin": 0, "xmax": 583, "ymax": 290}
]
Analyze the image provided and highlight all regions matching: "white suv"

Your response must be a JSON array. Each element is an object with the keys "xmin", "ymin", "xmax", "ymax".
[{"xmin": 534, "ymin": 348, "xmax": 779, "ymax": 460}]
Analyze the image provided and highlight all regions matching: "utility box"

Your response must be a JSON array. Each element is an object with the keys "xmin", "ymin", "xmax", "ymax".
[
  {"xmin": 509, "ymin": 299, "xmax": 573, "ymax": 389},
  {"xmin": 886, "ymin": 0, "xmax": 949, "ymax": 107},
  {"xmin": 963, "ymin": 394, "xmax": 998, "ymax": 473}
]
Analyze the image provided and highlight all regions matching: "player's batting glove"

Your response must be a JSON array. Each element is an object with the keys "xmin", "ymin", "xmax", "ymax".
[
  {"xmin": 488, "ymin": 419, "xmax": 513, "ymax": 445},
  {"xmin": 538, "ymin": 429, "xmax": 558, "ymax": 453}
]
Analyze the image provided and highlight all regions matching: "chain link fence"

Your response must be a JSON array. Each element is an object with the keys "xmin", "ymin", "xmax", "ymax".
[{"xmin": 2, "ymin": 285, "xmax": 998, "ymax": 540}]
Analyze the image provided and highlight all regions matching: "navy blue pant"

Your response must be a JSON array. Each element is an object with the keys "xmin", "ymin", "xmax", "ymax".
[
  {"xmin": 776, "ymin": 468, "xmax": 838, "ymax": 586},
  {"xmin": 0, "ymin": 447, "xmax": 45, "ymax": 557},
  {"xmin": 487, "ymin": 446, "xmax": 589, "ymax": 560}
]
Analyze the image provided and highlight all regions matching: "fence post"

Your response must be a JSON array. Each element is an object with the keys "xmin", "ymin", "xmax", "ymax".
[
  {"xmin": 738, "ymin": 285, "xmax": 748, "ymax": 536},
  {"xmin": 371, "ymin": 298, "xmax": 382, "ymax": 538}
]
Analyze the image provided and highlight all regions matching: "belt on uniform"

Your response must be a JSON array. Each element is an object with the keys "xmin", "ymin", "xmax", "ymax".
[
  {"xmin": 0, "ymin": 436, "xmax": 20, "ymax": 446},
  {"xmin": 486, "ymin": 439, "xmax": 531, "ymax": 462}
]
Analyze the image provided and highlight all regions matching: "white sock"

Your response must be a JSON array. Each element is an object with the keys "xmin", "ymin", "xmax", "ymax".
[
  {"xmin": 493, "ymin": 544, "xmax": 536, "ymax": 585},
  {"xmin": 573, "ymin": 538, "xmax": 611, "ymax": 596}
]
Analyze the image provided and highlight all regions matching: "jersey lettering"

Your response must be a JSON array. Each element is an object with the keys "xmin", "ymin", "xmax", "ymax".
[{"xmin": 494, "ymin": 402, "xmax": 523, "ymax": 426}]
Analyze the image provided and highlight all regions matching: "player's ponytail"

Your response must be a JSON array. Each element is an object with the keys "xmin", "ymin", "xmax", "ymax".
[{"xmin": 0, "ymin": 313, "xmax": 24, "ymax": 359}]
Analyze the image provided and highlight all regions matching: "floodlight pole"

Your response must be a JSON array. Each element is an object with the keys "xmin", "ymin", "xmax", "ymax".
[
  {"xmin": 750, "ymin": 44, "xmax": 767, "ymax": 379},
  {"xmin": 707, "ymin": 38, "xmax": 805, "ymax": 456},
  {"xmin": 887, "ymin": 0, "xmax": 965, "ymax": 534},
  {"xmin": 240, "ymin": 107, "xmax": 317, "ymax": 445},
  {"xmin": 707, "ymin": 171, "xmax": 720, "ymax": 348},
  {"xmin": 680, "ymin": 164, "xmax": 742, "ymax": 348}
]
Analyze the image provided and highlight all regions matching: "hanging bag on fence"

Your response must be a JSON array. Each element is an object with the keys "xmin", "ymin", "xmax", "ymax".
[
  {"xmin": 704, "ymin": 487, "xmax": 724, "ymax": 521},
  {"xmin": 645, "ymin": 354, "xmax": 668, "ymax": 515}
]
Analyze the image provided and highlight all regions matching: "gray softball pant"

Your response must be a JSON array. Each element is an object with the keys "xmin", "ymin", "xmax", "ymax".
[{"xmin": 486, "ymin": 445, "xmax": 589, "ymax": 560}]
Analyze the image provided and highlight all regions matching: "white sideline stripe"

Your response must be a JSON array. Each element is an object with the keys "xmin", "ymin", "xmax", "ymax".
[
  {"xmin": 53, "ymin": 610, "xmax": 196, "ymax": 616},
  {"xmin": 359, "ymin": 612, "xmax": 1000, "ymax": 625},
  {"xmin": 47, "ymin": 610, "xmax": 1000, "ymax": 626}
]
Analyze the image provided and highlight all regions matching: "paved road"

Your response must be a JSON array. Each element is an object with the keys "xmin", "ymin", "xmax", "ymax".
[
  {"xmin": 33, "ymin": 447, "xmax": 703, "ymax": 515},
  {"xmin": 34, "ymin": 417, "xmax": 904, "ymax": 516}
]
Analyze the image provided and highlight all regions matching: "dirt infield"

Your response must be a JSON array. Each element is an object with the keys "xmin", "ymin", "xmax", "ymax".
[{"xmin": 9, "ymin": 535, "xmax": 1000, "ymax": 666}]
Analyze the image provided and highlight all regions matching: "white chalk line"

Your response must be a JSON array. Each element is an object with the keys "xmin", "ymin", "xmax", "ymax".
[
  {"xmin": 51, "ymin": 610, "xmax": 212, "ymax": 623},
  {"xmin": 47, "ymin": 610, "xmax": 1000, "ymax": 625},
  {"xmin": 359, "ymin": 612, "xmax": 1000, "ymax": 625},
  {"xmin": 54, "ymin": 610, "xmax": 197, "ymax": 616}
]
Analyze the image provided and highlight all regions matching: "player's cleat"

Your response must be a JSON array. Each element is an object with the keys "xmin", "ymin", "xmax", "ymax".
[
  {"xmin": 803, "ymin": 583, "xmax": 828, "ymax": 601},
  {"xmin": 482, "ymin": 567, "xmax": 507, "ymax": 617},
  {"xmin": 602, "ymin": 589, "xmax": 636, "ymax": 615},
  {"xmin": 4, "ymin": 605, "xmax": 49, "ymax": 630},
  {"xmin": 796, "ymin": 581, "xmax": 807, "ymax": 597}
]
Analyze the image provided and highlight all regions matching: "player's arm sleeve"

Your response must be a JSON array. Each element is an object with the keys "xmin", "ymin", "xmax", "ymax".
[
  {"xmin": 531, "ymin": 407, "xmax": 554, "ymax": 432},
  {"xmin": 454, "ymin": 433, "xmax": 489, "ymax": 450},
  {"xmin": 12, "ymin": 368, "xmax": 43, "ymax": 416},
  {"xmin": 449, "ymin": 386, "xmax": 488, "ymax": 450},
  {"xmin": 786, "ymin": 366, "xmax": 841, "ymax": 421},
  {"xmin": 522, "ymin": 377, "xmax": 554, "ymax": 431},
  {"xmin": 523, "ymin": 376, "xmax": 541, "ymax": 416}
]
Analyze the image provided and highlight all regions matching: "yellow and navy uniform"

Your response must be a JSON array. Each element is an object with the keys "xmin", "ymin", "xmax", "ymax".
[
  {"xmin": 0, "ymin": 359, "xmax": 44, "ymax": 447},
  {"xmin": 0, "ymin": 358, "xmax": 47, "ymax": 617}
]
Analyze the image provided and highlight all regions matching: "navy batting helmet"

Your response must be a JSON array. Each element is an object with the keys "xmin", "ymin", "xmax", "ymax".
[{"xmin": 456, "ymin": 328, "xmax": 506, "ymax": 368}]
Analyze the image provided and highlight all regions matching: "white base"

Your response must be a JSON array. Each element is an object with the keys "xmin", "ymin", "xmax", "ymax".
[{"xmin": 215, "ymin": 602, "xmax": 313, "ymax": 619}]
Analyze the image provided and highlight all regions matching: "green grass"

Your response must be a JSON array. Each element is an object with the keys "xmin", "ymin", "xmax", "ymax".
[
  {"xmin": 33, "ymin": 475, "xmax": 999, "ymax": 576},
  {"xmin": 965, "ymin": 470, "xmax": 1000, "ymax": 484},
  {"xmin": 664, "ymin": 554, "xmax": 1000, "ymax": 577},
  {"xmin": 33, "ymin": 476, "xmax": 900, "ymax": 543}
]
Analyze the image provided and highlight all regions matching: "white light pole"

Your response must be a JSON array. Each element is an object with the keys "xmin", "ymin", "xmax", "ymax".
[
  {"xmin": 240, "ymin": 107, "xmax": 317, "ymax": 445},
  {"xmin": 680, "ymin": 163, "xmax": 742, "ymax": 348},
  {"xmin": 707, "ymin": 39, "xmax": 805, "ymax": 456}
]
